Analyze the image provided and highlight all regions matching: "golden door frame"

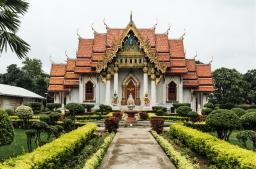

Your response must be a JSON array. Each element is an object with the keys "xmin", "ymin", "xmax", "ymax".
[{"xmin": 121, "ymin": 73, "xmax": 140, "ymax": 105}]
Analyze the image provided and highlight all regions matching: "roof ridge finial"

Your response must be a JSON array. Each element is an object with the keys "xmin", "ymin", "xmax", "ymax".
[
  {"xmin": 76, "ymin": 29, "xmax": 81, "ymax": 39},
  {"xmin": 130, "ymin": 11, "xmax": 132, "ymax": 21},
  {"xmin": 209, "ymin": 56, "xmax": 213, "ymax": 64},
  {"xmin": 194, "ymin": 51, "xmax": 197, "ymax": 59},
  {"xmin": 49, "ymin": 55, "xmax": 54, "ymax": 64},
  {"xmin": 181, "ymin": 29, "xmax": 186, "ymax": 40},
  {"xmin": 91, "ymin": 23, "xmax": 97, "ymax": 34},
  {"xmin": 65, "ymin": 50, "xmax": 70, "ymax": 60},
  {"xmin": 103, "ymin": 18, "xmax": 110, "ymax": 29},
  {"xmin": 164, "ymin": 23, "xmax": 171, "ymax": 34},
  {"xmin": 153, "ymin": 18, "xmax": 158, "ymax": 29}
]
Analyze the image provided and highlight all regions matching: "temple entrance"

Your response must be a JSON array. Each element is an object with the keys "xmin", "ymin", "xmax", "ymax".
[{"xmin": 121, "ymin": 73, "xmax": 141, "ymax": 105}]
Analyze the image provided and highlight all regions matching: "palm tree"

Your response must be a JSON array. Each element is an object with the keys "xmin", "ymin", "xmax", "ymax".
[{"xmin": 0, "ymin": 0, "xmax": 30, "ymax": 59}]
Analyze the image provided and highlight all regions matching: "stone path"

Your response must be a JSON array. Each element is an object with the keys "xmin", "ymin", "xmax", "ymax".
[{"xmin": 98, "ymin": 127, "xmax": 176, "ymax": 169}]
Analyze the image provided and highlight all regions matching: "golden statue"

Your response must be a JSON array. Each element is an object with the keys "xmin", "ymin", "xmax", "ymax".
[
  {"xmin": 143, "ymin": 91, "xmax": 150, "ymax": 106},
  {"xmin": 111, "ymin": 91, "xmax": 119, "ymax": 106}
]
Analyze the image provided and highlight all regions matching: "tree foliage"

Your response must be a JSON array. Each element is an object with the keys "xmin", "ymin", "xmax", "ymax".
[
  {"xmin": 176, "ymin": 106, "xmax": 192, "ymax": 116},
  {"xmin": 0, "ymin": 109, "xmax": 14, "ymax": 147},
  {"xmin": 0, "ymin": 0, "xmax": 30, "ymax": 58}
]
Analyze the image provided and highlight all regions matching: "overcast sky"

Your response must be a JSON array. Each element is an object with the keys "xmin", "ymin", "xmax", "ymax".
[{"xmin": 0, "ymin": 0, "xmax": 255, "ymax": 74}]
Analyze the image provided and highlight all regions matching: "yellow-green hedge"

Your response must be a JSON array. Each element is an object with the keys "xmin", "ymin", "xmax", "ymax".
[
  {"xmin": 169, "ymin": 124, "xmax": 256, "ymax": 168},
  {"xmin": 148, "ymin": 113, "xmax": 156, "ymax": 119},
  {"xmin": 0, "ymin": 124, "xmax": 97, "ymax": 169}
]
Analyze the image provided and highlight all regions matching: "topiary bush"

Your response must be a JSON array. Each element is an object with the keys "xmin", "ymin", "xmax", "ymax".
[
  {"xmin": 236, "ymin": 130, "xmax": 256, "ymax": 151},
  {"xmin": 245, "ymin": 109, "xmax": 256, "ymax": 113},
  {"xmin": 152, "ymin": 106, "xmax": 167, "ymax": 116},
  {"xmin": 240, "ymin": 112, "xmax": 256, "ymax": 130},
  {"xmin": 231, "ymin": 108, "xmax": 246, "ymax": 117},
  {"xmin": 206, "ymin": 109, "xmax": 240, "ymax": 141},
  {"xmin": 112, "ymin": 112, "xmax": 123, "ymax": 121},
  {"xmin": 0, "ymin": 109, "xmax": 14, "ymax": 147},
  {"xmin": 176, "ymin": 106, "xmax": 192, "ymax": 116},
  {"xmin": 172, "ymin": 103, "xmax": 191, "ymax": 109},
  {"xmin": 5, "ymin": 108, "xmax": 15, "ymax": 116},
  {"xmin": 24, "ymin": 102, "xmax": 41, "ymax": 114},
  {"xmin": 46, "ymin": 103, "xmax": 62, "ymax": 111},
  {"xmin": 82, "ymin": 104, "xmax": 95, "ymax": 112},
  {"xmin": 150, "ymin": 118, "xmax": 164, "ymax": 134},
  {"xmin": 201, "ymin": 108, "xmax": 212, "ymax": 115},
  {"xmin": 220, "ymin": 103, "xmax": 235, "ymax": 110},
  {"xmin": 31, "ymin": 121, "xmax": 48, "ymax": 146},
  {"xmin": 104, "ymin": 117, "xmax": 119, "ymax": 133},
  {"xmin": 139, "ymin": 112, "xmax": 148, "ymax": 120},
  {"xmin": 187, "ymin": 111, "xmax": 199, "ymax": 123},
  {"xmin": 95, "ymin": 104, "xmax": 112, "ymax": 114},
  {"xmin": 66, "ymin": 103, "xmax": 85, "ymax": 116},
  {"xmin": 204, "ymin": 102, "xmax": 214, "ymax": 109},
  {"xmin": 49, "ymin": 112, "xmax": 61, "ymax": 125},
  {"xmin": 63, "ymin": 118, "xmax": 74, "ymax": 132},
  {"xmin": 15, "ymin": 106, "xmax": 33, "ymax": 128}
]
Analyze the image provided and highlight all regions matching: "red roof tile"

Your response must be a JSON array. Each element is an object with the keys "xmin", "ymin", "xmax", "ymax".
[
  {"xmin": 76, "ymin": 60, "xmax": 91, "ymax": 67},
  {"xmin": 50, "ymin": 64, "xmax": 66, "ymax": 77},
  {"xmin": 74, "ymin": 67, "xmax": 95, "ymax": 73},
  {"xmin": 77, "ymin": 39, "xmax": 93, "ymax": 58},
  {"xmin": 91, "ymin": 62, "xmax": 97, "ymax": 67},
  {"xmin": 66, "ymin": 60, "xmax": 76, "ymax": 72},
  {"xmin": 158, "ymin": 53, "xmax": 170, "ymax": 61},
  {"xmin": 196, "ymin": 65, "xmax": 212, "ymax": 77},
  {"xmin": 49, "ymin": 78, "xmax": 64, "ymax": 85},
  {"xmin": 92, "ymin": 53, "xmax": 104, "ymax": 61},
  {"xmin": 64, "ymin": 80, "xmax": 79, "ymax": 86},
  {"xmin": 186, "ymin": 60, "xmax": 196, "ymax": 71},
  {"xmin": 65, "ymin": 72, "xmax": 79, "ymax": 79},
  {"xmin": 107, "ymin": 29, "xmax": 124, "ymax": 47},
  {"xmin": 93, "ymin": 34, "xmax": 106, "ymax": 52},
  {"xmin": 48, "ymin": 85, "xmax": 70, "ymax": 92},
  {"xmin": 171, "ymin": 60, "xmax": 186, "ymax": 67},
  {"xmin": 193, "ymin": 86, "xmax": 214, "ymax": 93},
  {"xmin": 156, "ymin": 34, "xmax": 169, "ymax": 52},
  {"xmin": 183, "ymin": 81, "xmax": 199, "ymax": 87},
  {"xmin": 138, "ymin": 29, "xmax": 155, "ymax": 47},
  {"xmin": 166, "ymin": 68, "xmax": 187, "ymax": 74},
  {"xmin": 183, "ymin": 73, "xmax": 197, "ymax": 80},
  {"xmin": 169, "ymin": 40, "xmax": 185, "ymax": 58},
  {"xmin": 198, "ymin": 78, "xmax": 213, "ymax": 85}
]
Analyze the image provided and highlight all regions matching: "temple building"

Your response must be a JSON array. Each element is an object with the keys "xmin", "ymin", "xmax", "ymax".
[{"xmin": 47, "ymin": 14, "xmax": 214, "ymax": 111}]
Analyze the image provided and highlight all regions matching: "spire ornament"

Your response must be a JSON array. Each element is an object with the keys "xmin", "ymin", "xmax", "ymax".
[
  {"xmin": 153, "ymin": 18, "xmax": 158, "ymax": 29},
  {"xmin": 181, "ymin": 29, "xmax": 186, "ymax": 40},
  {"xmin": 103, "ymin": 18, "xmax": 110, "ymax": 29},
  {"xmin": 65, "ymin": 50, "xmax": 70, "ymax": 60},
  {"xmin": 130, "ymin": 11, "xmax": 132, "ymax": 21},
  {"xmin": 194, "ymin": 51, "xmax": 197, "ymax": 59},
  {"xmin": 76, "ymin": 29, "xmax": 81, "ymax": 38},
  {"xmin": 49, "ymin": 55, "xmax": 54, "ymax": 64},
  {"xmin": 209, "ymin": 56, "xmax": 213, "ymax": 64},
  {"xmin": 91, "ymin": 23, "xmax": 97, "ymax": 34},
  {"xmin": 164, "ymin": 23, "xmax": 171, "ymax": 34}
]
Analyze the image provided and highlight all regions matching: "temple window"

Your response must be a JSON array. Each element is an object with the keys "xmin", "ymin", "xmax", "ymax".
[
  {"xmin": 167, "ymin": 80, "xmax": 177, "ymax": 102},
  {"xmin": 84, "ymin": 77, "xmax": 95, "ymax": 102}
]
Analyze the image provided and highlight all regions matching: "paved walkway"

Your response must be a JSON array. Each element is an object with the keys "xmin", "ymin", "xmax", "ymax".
[{"xmin": 98, "ymin": 127, "xmax": 176, "ymax": 169}]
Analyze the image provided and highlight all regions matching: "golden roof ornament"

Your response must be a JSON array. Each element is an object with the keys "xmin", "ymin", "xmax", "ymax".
[
  {"xmin": 130, "ymin": 11, "xmax": 132, "ymax": 21},
  {"xmin": 209, "ymin": 56, "xmax": 213, "ymax": 64},
  {"xmin": 181, "ymin": 29, "xmax": 186, "ymax": 40},
  {"xmin": 103, "ymin": 18, "xmax": 110, "ymax": 29},
  {"xmin": 49, "ymin": 55, "xmax": 55, "ymax": 64},
  {"xmin": 76, "ymin": 29, "xmax": 81, "ymax": 39},
  {"xmin": 194, "ymin": 51, "xmax": 197, "ymax": 59},
  {"xmin": 91, "ymin": 23, "xmax": 98, "ymax": 34},
  {"xmin": 164, "ymin": 23, "xmax": 171, "ymax": 34},
  {"xmin": 65, "ymin": 50, "xmax": 70, "ymax": 60},
  {"xmin": 153, "ymin": 19, "xmax": 158, "ymax": 29}
]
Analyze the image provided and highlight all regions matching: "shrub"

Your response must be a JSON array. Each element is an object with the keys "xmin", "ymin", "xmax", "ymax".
[
  {"xmin": 40, "ymin": 114, "xmax": 50, "ymax": 124},
  {"xmin": 231, "ymin": 108, "xmax": 246, "ymax": 117},
  {"xmin": 172, "ymin": 103, "xmax": 191, "ymax": 109},
  {"xmin": 49, "ymin": 112, "xmax": 61, "ymax": 125},
  {"xmin": 112, "ymin": 112, "xmax": 123, "ymax": 120},
  {"xmin": 15, "ymin": 106, "xmax": 33, "ymax": 128},
  {"xmin": 5, "ymin": 109, "xmax": 15, "ymax": 116},
  {"xmin": 176, "ymin": 106, "xmax": 192, "ymax": 116},
  {"xmin": 206, "ymin": 109, "xmax": 240, "ymax": 141},
  {"xmin": 139, "ymin": 112, "xmax": 148, "ymax": 120},
  {"xmin": 152, "ymin": 106, "xmax": 167, "ymax": 116},
  {"xmin": 187, "ymin": 111, "xmax": 199, "ymax": 122},
  {"xmin": 104, "ymin": 117, "xmax": 119, "ymax": 133},
  {"xmin": 220, "ymin": 103, "xmax": 235, "ymax": 110},
  {"xmin": 31, "ymin": 121, "xmax": 49, "ymax": 146},
  {"xmin": 236, "ymin": 130, "xmax": 256, "ymax": 151},
  {"xmin": 184, "ymin": 122, "xmax": 213, "ymax": 132},
  {"xmin": 204, "ymin": 102, "xmax": 214, "ymax": 109},
  {"xmin": 82, "ymin": 104, "xmax": 95, "ymax": 112},
  {"xmin": 66, "ymin": 103, "xmax": 85, "ymax": 116},
  {"xmin": 95, "ymin": 104, "xmax": 112, "ymax": 114},
  {"xmin": 240, "ymin": 112, "xmax": 256, "ymax": 130},
  {"xmin": 24, "ymin": 102, "xmax": 41, "ymax": 114},
  {"xmin": 46, "ymin": 103, "xmax": 62, "ymax": 111},
  {"xmin": 150, "ymin": 118, "xmax": 164, "ymax": 134},
  {"xmin": 201, "ymin": 108, "xmax": 212, "ymax": 115},
  {"xmin": 246, "ymin": 109, "xmax": 256, "ymax": 113},
  {"xmin": 0, "ymin": 109, "xmax": 14, "ymax": 147},
  {"xmin": 63, "ymin": 118, "xmax": 73, "ymax": 132}
]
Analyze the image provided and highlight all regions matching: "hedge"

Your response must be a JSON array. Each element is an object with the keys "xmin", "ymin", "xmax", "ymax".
[
  {"xmin": 0, "ymin": 124, "xmax": 97, "ymax": 169},
  {"xmin": 169, "ymin": 124, "xmax": 256, "ymax": 168},
  {"xmin": 151, "ymin": 115, "xmax": 185, "ymax": 121},
  {"xmin": 148, "ymin": 113, "xmax": 157, "ymax": 119},
  {"xmin": 83, "ymin": 132, "xmax": 115, "ymax": 169},
  {"xmin": 151, "ymin": 131, "xmax": 198, "ymax": 169}
]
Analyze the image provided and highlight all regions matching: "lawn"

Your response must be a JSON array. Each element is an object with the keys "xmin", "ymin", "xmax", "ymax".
[
  {"xmin": 208, "ymin": 130, "xmax": 253, "ymax": 151},
  {"xmin": 0, "ymin": 128, "xmax": 54, "ymax": 162}
]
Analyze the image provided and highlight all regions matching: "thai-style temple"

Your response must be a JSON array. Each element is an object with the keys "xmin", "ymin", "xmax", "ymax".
[{"xmin": 47, "ymin": 14, "xmax": 214, "ymax": 111}]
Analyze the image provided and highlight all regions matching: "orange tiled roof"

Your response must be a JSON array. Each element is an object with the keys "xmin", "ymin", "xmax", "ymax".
[
  {"xmin": 92, "ymin": 53, "xmax": 104, "ymax": 61},
  {"xmin": 48, "ymin": 85, "xmax": 70, "ymax": 92},
  {"xmin": 64, "ymin": 80, "xmax": 79, "ymax": 86},
  {"xmin": 158, "ymin": 53, "xmax": 170, "ymax": 61},
  {"xmin": 66, "ymin": 60, "xmax": 76, "ymax": 72},
  {"xmin": 93, "ymin": 34, "xmax": 106, "ymax": 52},
  {"xmin": 171, "ymin": 60, "xmax": 186, "ymax": 67},
  {"xmin": 77, "ymin": 39, "xmax": 93, "ymax": 58},
  {"xmin": 183, "ymin": 73, "xmax": 197, "ymax": 80},
  {"xmin": 50, "ymin": 64, "xmax": 66, "ymax": 77},
  {"xmin": 196, "ymin": 65, "xmax": 212, "ymax": 77},
  {"xmin": 49, "ymin": 78, "xmax": 64, "ymax": 85},
  {"xmin": 76, "ymin": 60, "xmax": 91, "ymax": 67},
  {"xmin": 107, "ymin": 29, "xmax": 124, "ymax": 47},
  {"xmin": 139, "ymin": 29, "xmax": 155, "ymax": 47},
  {"xmin": 183, "ymin": 81, "xmax": 199, "ymax": 87},
  {"xmin": 186, "ymin": 60, "xmax": 196, "ymax": 71},
  {"xmin": 167, "ymin": 68, "xmax": 187, "ymax": 74},
  {"xmin": 91, "ymin": 62, "xmax": 98, "ymax": 67},
  {"xmin": 193, "ymin": 86, "xmax": 214, "ymax": 93},
  {"xmin": 75, "ymin": 67, "xmax": 95, "ymax": 73},
  {"xmin": 156, "ymin": 34, "xmax": 169, "ymax": 52},
  {"xmin": 65, "ymin": 72, "xmax": 79, "ymax": 79},
  {"xmin": 198, "ymin": 78, "xmax": 213, "ymax": 85},
  {"xmin": 169, "ymin": 40, "xmax": 185, "ymax": 58}
]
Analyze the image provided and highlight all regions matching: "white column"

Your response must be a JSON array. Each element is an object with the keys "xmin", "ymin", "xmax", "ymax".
[
  {"xmin": 105, "ymin": 73, "xmax": 111, "ymax": 105},
  {"xmin": 114, "ymin": 73, "xmax": 118, "ymax": 93},
  {"xmin": 143, "ymin": 73, "xmax": 148, "ymax": 96},
  {"xmin": 151, "ymin": 79, "xmax": 156, "ymax": 106},
  {"xmin": 61, "ymin": 92, "xmax": 65, "ymax": 107}
]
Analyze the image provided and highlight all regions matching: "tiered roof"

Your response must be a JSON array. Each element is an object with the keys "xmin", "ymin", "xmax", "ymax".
[{"xmin": 48, "ymin": 16, "xmax": 214, "ymax": 93}]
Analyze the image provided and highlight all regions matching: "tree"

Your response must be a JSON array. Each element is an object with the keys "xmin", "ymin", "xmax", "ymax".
[
  {"xmin": 22, "ymin": 57, "xmax": 43, "ymax": 79},
  {"xmin": 15, "ymin": 105, "xmax": 33, "ymax": 128},
  {"xmin": 243, "ymin": 69, "xmax": 256, "ymax": 104},
  {"xmin": 0, "ymin": 109, "xmax": 14, "ymax": 147},
  {"xmin": 0, "ymin": 0, "xmax": 30, "ymax": 58}
]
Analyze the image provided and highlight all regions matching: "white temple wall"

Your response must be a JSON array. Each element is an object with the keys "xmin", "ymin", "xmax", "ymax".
[
  {"xmin": 54, "ymin": 93, "xmax": 60, "ymax": 103},
  {"xmin": 69, "ymin": 88, "xmax": 79, "ymax": 103},
  {"xmin": 98, "ymin": 77, "xmax": 106, "ymax": 104},
  {"xmin": 202, "ymin": 93, "xmax": 208, "ymax": 107},
  {"xmin": 183, "ymin": 88, "xmax": 191, "ymax": 103},
  {"xmin": 156, "ymin": 78, "xmax": 163, "ymax": 105}
]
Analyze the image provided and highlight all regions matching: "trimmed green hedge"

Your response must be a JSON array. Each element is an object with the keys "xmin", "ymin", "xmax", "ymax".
[
  {"xmin": 151, "ymin": 131, "xmax": 198, "ymax": 169},
  {"xmin": 0, "ymin": 124, "xmax": 97, "ymax": 169},
  {"xmin": 151, "ymin": 115, "xmax": 185, "ymax": 121},
  {"xmin": 169, "ymin": 124, "xmax": 256, "ymax": 168},
  {"xmin": 83, "ymin": 132, "xmax": 115, "ymax": 169}
]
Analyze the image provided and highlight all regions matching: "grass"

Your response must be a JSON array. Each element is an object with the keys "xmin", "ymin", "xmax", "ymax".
[
  {"xmin": 0, "ymin": 128, "xmax": 54, "ymax": 162},
  {"xmin": 208, "ymin": 130, "xmax": 253, "ymax": 150}
]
